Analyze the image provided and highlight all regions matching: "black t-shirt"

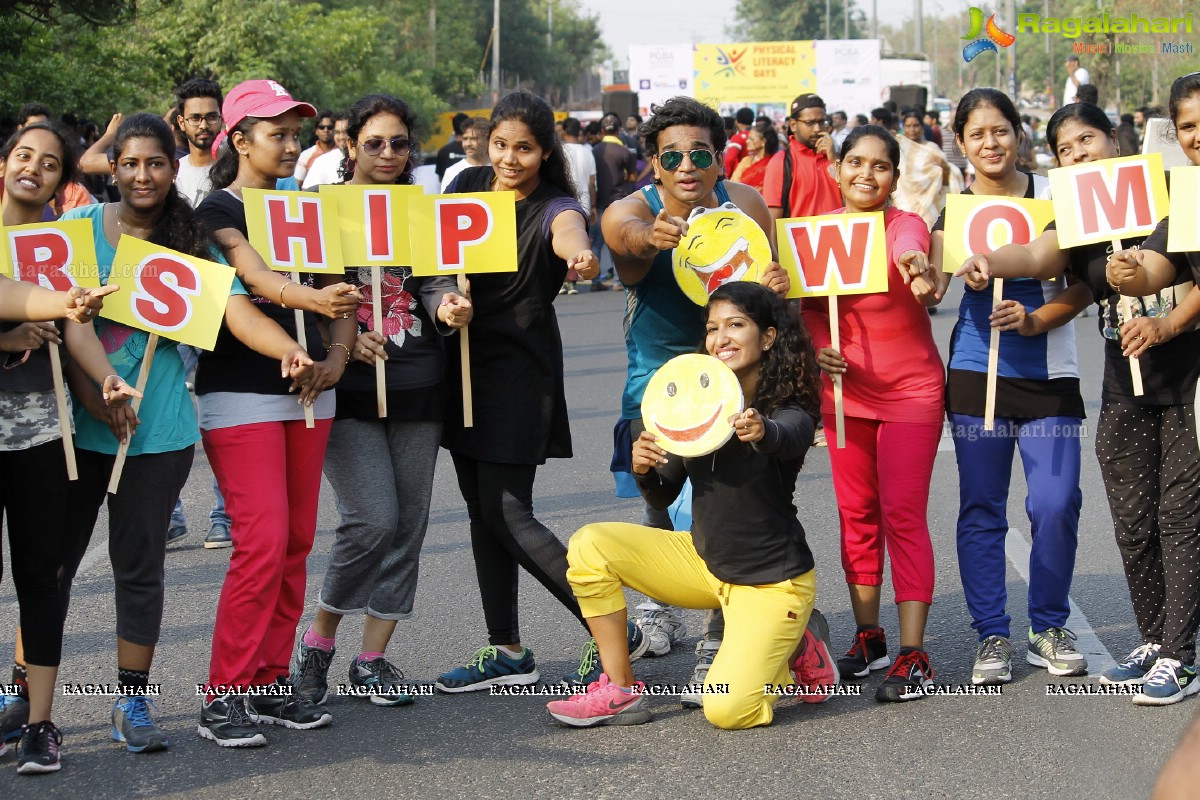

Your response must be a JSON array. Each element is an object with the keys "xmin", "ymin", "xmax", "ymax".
[
  {"xmin": 595, "ymin": 141, "xmax": 636, "ymax": 209},
  {"xmin": 1056, "ymin": 220, "xmax": 1200, "ymax": 405},
  {"xmin": 192, "ymin": 188, "xmax": 328, "ymax": 396},
  {"xmin": 435, "ymin": 140, "xmax": 465, "ymax": 180}
]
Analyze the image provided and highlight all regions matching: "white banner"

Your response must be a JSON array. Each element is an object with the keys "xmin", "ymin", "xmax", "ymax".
[
  {"xmin": 815, "ymin": 39, "xmax": 882, "ymax": 118},
  {"xmin": 628, "ymin": 44, "xmax": 694, "ymax": 114}
]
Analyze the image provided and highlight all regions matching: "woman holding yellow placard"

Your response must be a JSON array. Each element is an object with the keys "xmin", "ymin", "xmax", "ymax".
[
  {"xmin": 0, "ymin": 122, "xmax": 139, "ymax": 775},
  {"xmin": 434, "ymin": 90, "xmax": 604, "ymax": 693},
  {"xmin": 960, "ymin": 98, "xmax": 1200, "ymax": 706},
  {"xmin": 290, "ymin": 93, "xmax": 472, "ymax": 709},
  {"xmin": 929, "ymin": 88, "xmax": 1086, "ymax": 689},
  {"xmin": 803, "ymin": 125, "xmax": 945, "ymax": 703}
]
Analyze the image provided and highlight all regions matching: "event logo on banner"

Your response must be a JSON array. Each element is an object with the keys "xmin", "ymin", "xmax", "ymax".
[
  {"xmin": 243, "ymin": 188, "xmax": 345, "ymax": 273},
  {"xmin": 693, "ymin": 41, "xmax": 815, "ymax": 106},
  {"xmin": 100, "ymin": 235, "xmax": 236, "ymax": 350},
  {"xmin": 320, "ymin": 184, "xmax": 422, "ymax": 266},
  {"xmin": 1047, "ymin": 153, "xmax": 1169, "ymax": 248},
  {"xmin": 775, "ymin": 212, "xmax": 888, "ymax": 297},
  {"xmin": 408, "ymin": 192, "xmax": 518, "ymax": 277},
  {"xmin": 941, "ymin": 195, "xmax": 1055, "ymax": 271},
  {"xmin": 1, "ymin": 219, "xmax": 102, "ymax": 291}
]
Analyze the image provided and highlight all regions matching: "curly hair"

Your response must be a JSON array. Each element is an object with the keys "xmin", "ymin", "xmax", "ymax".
[
  {"xmin": 639, "ymin": 96, "xmax": 727, "ymax": 158},
  {"xmin": 704, "ymin": 282, "xmax": 821, "ymax": 422},
  {"xmin": 112, "ymin": 113, "xmax": 215, "ymax": 260},
  {"xmin": 1, "ymin": 122, "xmax": 79, "ymax": 194},
  {"xmin": 489, "ymin": 90, "xmax": 577, "ymax": 199},
  {"xmin": 339, "ymin": 93, "xmax": 419, "ymax": 184}
]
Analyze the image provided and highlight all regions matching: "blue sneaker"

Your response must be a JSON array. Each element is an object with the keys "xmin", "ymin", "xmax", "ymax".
[
  {"xmin": 562, "ymin": 620, "xmax": 650, "ymax": 689},
  {"xmin": 1, "ymin": 694, "xmax": 30, "ymax": 742},
  {"xmin": 1132, "ymin": 658, "xmax": 1200, "ymax": 706},
  {"xmin": 112, "ymin": 696, "xmax": 170, "ymax": 752},
  {"xmin": 1101, "ymin": 642, "xmax": 1160, "ymax": 685},
  {"xmin": 435, "ymin": 646, "xmax": 539, "ymax": 693}
]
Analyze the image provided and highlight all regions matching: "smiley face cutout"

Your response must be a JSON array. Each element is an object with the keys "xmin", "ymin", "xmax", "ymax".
[
  {"xmin": 672, "ymin": 202, "xmax": 772, "ymax": 306},
  {"xmin": 642, "ymin": 353, "xmax": 744, "ymax": 457}
]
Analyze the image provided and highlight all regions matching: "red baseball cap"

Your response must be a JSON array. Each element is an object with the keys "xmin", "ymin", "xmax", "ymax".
[{"xmin": 222, "ymin": 79, "xmax": 316, "ymax": 132}]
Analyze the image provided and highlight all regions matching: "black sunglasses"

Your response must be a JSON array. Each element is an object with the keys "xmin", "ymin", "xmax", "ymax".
[
  {"xmin": 315, "ymin": 124, "xmax": 334, "ymax": 130},
  {"xmin": 657, "ymin": 149, "xmax": 715, "ymax": 171},
  {"xmin": 360, "ymin": 137, "xmax": 412, "ymax": 157}
]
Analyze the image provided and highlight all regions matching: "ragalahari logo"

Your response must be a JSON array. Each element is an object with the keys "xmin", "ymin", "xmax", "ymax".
[{"xmin": 962, "ymin": 7, "xmax": 1015, "ymax": 62}]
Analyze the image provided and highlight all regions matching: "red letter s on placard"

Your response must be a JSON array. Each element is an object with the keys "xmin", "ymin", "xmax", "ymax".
[
  {"xmin": 131, "ymin": 255, "xmax": 199, "ymax": 332},
  {"xmin": 435, "ymin": 199, "xmax": 493, "ymax": 270},
  {"xmin": 8, "ymin": 229, "xmax": 77, "ymax": 291}
]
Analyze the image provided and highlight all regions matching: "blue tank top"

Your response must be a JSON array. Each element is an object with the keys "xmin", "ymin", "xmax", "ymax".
[{"xmin": 620, "ymin": 182, "xmax": 733, "ymax": 419}]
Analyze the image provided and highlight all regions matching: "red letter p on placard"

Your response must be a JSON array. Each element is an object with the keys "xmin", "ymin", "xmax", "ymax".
[
  {"xmin": 9, "ymin": 228, "xmax": 78, "ymax": 291},
  {"xmin": 435, "ymin": 199, "xmax": 493, "ymax": 270},
  {"xmin": 131, "ymin": 255, "xmax": 200, "ymax": 332},
  {"xmin": 265, "ymin": 196, "xmax": 329, "ymax": 269}
]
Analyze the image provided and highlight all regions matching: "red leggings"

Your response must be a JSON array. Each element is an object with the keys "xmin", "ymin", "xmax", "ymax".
[
  {"xmin": 202, "ymin": 419, "xmax": 332, "ymax": 691},
  {"xmin": 824, "ymin": 414, "xmax": 938, "ymax": 605}
]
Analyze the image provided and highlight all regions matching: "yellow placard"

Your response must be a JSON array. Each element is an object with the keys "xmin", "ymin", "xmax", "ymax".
[
  {"xmin": 243, "ymin": 188, "xmax": 344, "ymax": 274},
  {"xmin": 1048, "ymin": 153, "xmax": 1169, "ymax": 248},
  {"xmin": 1, "ymin": 219, "xmax": 102, "ymax": 290},
  {"xmin": 693, "ymin": 41, "xmax": 815, "ymax": 107},
  {"xmin": 1167, "ymin": 166, "xmax": 1200, "ymax": 253},
  {"xmin": 99, "ymin": 235, "xmax": 236, "ymax": 350},
  {"xmin": 775, "ymin": 212, "xmax": 888, "ymax": 297},
  {"xmin": 942, "ymin": 195, "xmax": 1055, "ymax": 272},
  {"xmin": 672, "ymin": 203, "xmax": 772, "ymax": 306},
  {"xmin": 409, "ymin": 191, "xmax": 518, "ymax": 277},
  {"xmin": 320, "ymin": 184, "xmax": 421, "ymax": 267}
]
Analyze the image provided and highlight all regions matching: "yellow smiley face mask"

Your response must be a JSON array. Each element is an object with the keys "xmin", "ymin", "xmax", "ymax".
[
  {"xmin": 672, "ymin": 202, "xmax": 772, "ymax": 306},
  {"xmin": 642, "ymin": 353, "xmax": 744, "ymax": 457}
]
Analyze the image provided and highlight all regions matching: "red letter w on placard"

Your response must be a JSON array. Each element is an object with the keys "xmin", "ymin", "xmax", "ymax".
[
  {"xmin": 131, "ymin": 255, "xmax": 199, "ymax": 332},
  {"xmin": 9, "ymin": 229, "xmax": 77, "ymax": 291},
  {"xmin": 435, "ymin": 199, "xmax": 493, "ymax": 270},
  {"xmin": 265, "ymin": 196, "xmax": 329, "ymax": 269},
  {"xmin": 787, "ymin": 218, "xmax": 874, "ymax": 292},
  {"xmin": 1074, "ymin": 163, "xmax": 1155, "ymax": 238}
]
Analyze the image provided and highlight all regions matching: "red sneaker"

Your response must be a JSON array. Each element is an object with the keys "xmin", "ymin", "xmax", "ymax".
[
  {"xmin": 790, "ymin": 609, "xmax": 840, "ymax": 703},
  {"xmin": 547, "ymin": 674, "xmax": 653, "ymax": 728}
]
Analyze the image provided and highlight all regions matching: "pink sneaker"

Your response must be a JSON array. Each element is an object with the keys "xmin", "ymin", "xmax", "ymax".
[
  {"xmin": 791, "ymin": 609, "xmax": 840, "ymax": 704},
  {"xmin": 547, "ymin": 674, "xmax": 653, "ymax": 727}
]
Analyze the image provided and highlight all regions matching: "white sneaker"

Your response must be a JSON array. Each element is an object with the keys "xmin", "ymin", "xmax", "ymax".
[
  {"xmin": 681, "ymin": 637, "xmax": 721, "ymax": 709},
  {"xmin": 635, "ymin": 602, "xmax": 687, "ymax": 657}
]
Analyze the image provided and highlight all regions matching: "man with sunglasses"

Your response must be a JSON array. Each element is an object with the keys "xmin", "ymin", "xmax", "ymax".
[
  {"xmin": 301, "ymin": 113, "xmax": 350, "ymax": 190},
  {"xmin": 296, "ymin": 111, "xmax": 337, "ymax": 184},
  {"xmin": 763, "ymin": 94, "xmax": 842, "ymax": 224}
]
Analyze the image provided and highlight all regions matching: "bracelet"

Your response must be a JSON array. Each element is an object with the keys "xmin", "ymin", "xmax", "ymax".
[
  {"xmin": 279, "ymin": 282, "xmax": 290, "ymax": 309},
  {"xmin": 328, "ymin": 342, "xmax": 351, "ymax": 363}
]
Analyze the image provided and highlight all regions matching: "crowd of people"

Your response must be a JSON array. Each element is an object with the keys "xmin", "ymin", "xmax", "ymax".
[{"xmin": 0, "ymin": 65, "xmax": 1197, "ymax": 786}]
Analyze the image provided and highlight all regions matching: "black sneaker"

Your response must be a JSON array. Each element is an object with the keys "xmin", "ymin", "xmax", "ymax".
[
  {"xmin": 290, "ymin": 636, "xmax": 335, "ymax": 705},
  {"xmin": 197, "ymin": 694, "xmax": 266, "ymax": 748},
  {"xmin": 16, "ymin": 720, "xmax": 62, "ymax": 774},
  {"xmin": 875, "ymin": 649, "xmax": 935, "ymax": 702},
  {"xmin": 248, "ymin": 680, "xmax": 333, "ymax": 730},
  {"xmin": 348, "ymin": 656, "xmax": 414, "ymax": 707},
  {"xmin": 837, "ymin": 625, "xmax": 891, "ymax": 679}
]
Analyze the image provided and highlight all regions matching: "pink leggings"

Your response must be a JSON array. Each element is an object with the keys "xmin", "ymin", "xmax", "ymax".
[
  {"xmin": 202, "ymin": 419, "xmax": 332, "ymax": 691},
  {"xmin": 824, "ymin": 414, "xmax": 938, "ymax": 605}
]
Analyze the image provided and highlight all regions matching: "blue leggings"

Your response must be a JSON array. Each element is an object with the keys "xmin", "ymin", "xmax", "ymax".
[{"xmin": 949, "ymin": 413, "xmax": 1083, "ymax": 640}]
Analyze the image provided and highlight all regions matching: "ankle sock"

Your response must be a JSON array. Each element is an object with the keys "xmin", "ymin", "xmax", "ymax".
[
  {"xmin": 118, "ymin": 667, "xmax": 150, "ymax": 694},
  {"xmin": 898, "ymin": 646, "xmax": 923, "ymax": 656},
  {"xmin": 358, "ymin": 651, "xmax": 385, "ymax": 662},
  {"xmin": 856, "ymin": 624, "xmax": 881, "ymax": 634},
  {"xmin": 497, "ymin": 645, "xmax": 523, "ymax": 659},
  {"xmin": 12, "ymin": 665, "xmax": 28, "ymax": 699},
  {"xmin": 303, "ymin": 627, "xmax": 335, "ymax": 652}
]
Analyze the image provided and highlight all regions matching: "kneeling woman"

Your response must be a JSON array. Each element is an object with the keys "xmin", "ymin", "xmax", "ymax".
[{"xmin": 550, "ymin": 282, "xmax": 824, "ymax": 730}]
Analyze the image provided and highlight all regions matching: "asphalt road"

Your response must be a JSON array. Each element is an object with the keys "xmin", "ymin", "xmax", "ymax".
[{"xmin": 2, "ymin": 280, "xmax": 1196, "ymax": 799}]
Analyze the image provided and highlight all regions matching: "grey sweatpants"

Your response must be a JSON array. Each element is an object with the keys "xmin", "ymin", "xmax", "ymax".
[{"xmin": 320, "ymin": 418, "xmax": 441, "ymax": 619}]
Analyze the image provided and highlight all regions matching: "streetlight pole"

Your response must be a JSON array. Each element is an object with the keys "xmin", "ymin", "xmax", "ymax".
[{"xmin": 492, "ymin": 0, "xmax": 501, "ymax": 101}]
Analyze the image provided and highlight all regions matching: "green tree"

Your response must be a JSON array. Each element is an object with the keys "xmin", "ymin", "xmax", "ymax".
[{"xmin": 734, "ymin": 0, "xmax": 863, "ymax": 41}]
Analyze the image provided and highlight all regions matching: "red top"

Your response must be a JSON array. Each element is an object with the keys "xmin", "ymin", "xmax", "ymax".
[
  {"xmin": 723, "ymin": 129, "xmax": 750, "ymax": 177},
  {"xmin": 762, "ymin": 138, "xmax": 842, "ymax": 218},
  {"xmin": 800, "ymin": 206, "xmax": 945, "ymax": 425}
]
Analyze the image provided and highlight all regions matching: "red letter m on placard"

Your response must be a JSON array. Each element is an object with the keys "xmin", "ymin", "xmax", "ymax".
[
  {"xmin": 8, "ymin": 229, "xmax": 78, "ymax": 291},
  {"xmin": 1074, "ymin": 163, "xmax": 1156, "ymax": 238},
  {"xmin": 786, "ymin": 218, "xmax": 875, "ymax": 292},
  {"xmin": 265, "ymin": 196, "xmax": 328, "ymax": 269}
]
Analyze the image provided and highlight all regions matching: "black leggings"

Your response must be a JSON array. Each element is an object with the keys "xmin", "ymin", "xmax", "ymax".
[
  {"xmin": 451, "ymin": 453, "xmax": 584, "ymax": 645},
  {"xmin": 1096, "ymin": 399, "xmax": 1200, "ymax": 664},
  {"xmin": 0, "ymin": 439, "xmax": 86, "ymax": 667}
]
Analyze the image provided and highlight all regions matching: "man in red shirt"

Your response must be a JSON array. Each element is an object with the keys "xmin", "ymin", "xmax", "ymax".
[
  {"xmin": 763, "ymin": 94, "xmax": 842, "ymax": 222},
  {"xmin": 722, "ymin": 107, "xmax": 755, "ymax": 177}
]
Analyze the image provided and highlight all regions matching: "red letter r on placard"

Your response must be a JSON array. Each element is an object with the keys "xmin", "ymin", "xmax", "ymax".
[{"xmin": 8, "ymin": 228, "xmax": 78, "ymax": 291}]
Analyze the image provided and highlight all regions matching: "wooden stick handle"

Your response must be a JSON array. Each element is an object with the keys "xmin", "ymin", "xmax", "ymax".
[
  {"xmin": 107, "ymin": 333, "xmax": 158, "ymax": 494},
  {"xmin": 829, "ymin": 293, "xmax": 845, "ymax": 449},
  {"xmin": 984, "ymin": 278, "xmax": 1003, "ymax": 431},
  {"xmin": 373, "ymin": 266, "xmax": 386, "ymax": 418},
  {"xmin": 292, "ymin": 271, "xmax": 315, "ymax": 428},
  {"xmin": 49, "ymin": 341, "xmax": 77, "ymax": 481},
  {"xmin": 458, "ymin": 272, "xmax": 473, "ymax": 428},
  {"xmin": 1112, "ymin": 238, "xmax": 1144, "ymax": 397}
]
